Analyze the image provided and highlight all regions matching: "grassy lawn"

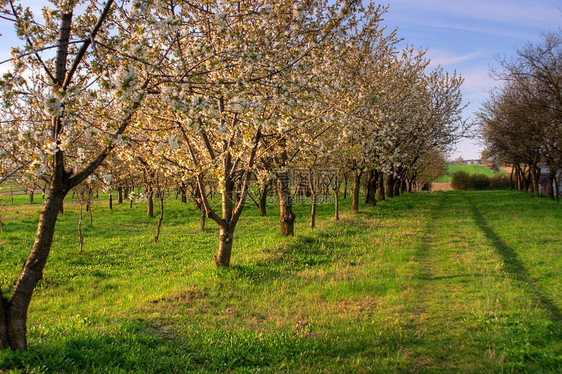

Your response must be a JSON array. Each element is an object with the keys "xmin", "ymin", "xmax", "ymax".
[
  {"xmin": 435, "ymin": 165, "xmax": 507, "ymax": 183},
  {"xmin": 0, "ymin": 190, "xmax": 560, "ymax": 373}
]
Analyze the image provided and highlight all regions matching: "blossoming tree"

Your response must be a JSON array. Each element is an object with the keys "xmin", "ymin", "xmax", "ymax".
[{"xmin": 0, "ymin": 0, "xmax": 173, "ymax": 350}]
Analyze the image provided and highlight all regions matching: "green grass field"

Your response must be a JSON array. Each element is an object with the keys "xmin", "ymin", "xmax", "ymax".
[
  {"xmin": 435, "ymin": 164, "xmax": 507, "ymax": 183},
  {"xmin": 0, "ymin": 190, "xmax": 561, "ymax": 373}
]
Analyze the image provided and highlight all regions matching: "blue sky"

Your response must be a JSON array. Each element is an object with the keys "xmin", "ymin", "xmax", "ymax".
[
  {"xmin": 379, "ymin": 0, "xmax": 561, "ymax": 160},
  {"xmin": 1, "ymin": 1, "xmax": 560, "ymax": 160}
]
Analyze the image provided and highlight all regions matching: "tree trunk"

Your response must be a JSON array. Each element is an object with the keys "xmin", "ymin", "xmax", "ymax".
[
  {"xmin": 321, "ymin": 186, "xmax": 327, "ymax": 202},
  {"xmin": 377, "ymin": 173, "xmax": 385, "ymax": 202},
  {"xmin": 277, "ymin": 171, "xmax": 295, "ymax": 236},
  {"xmin": 365, "ymin": 169, "xmax": 377, "ymax": 206},
  {"xmin": 28, "ymin": 190, "xmax": 34, "ymax": 204},
  {"xmin": 399, "ymin": 178, "xmax": 406, "ymax": 195},
  {"xmin": 215, "ymin": 226, "xmax": 234, "ymax": 267},
  {"xmin": 351, "ymin": 170, "xmax": 361, "ymax": 214},
  {"xmin": 181, "ymin": 183, "xmax": 187, "ymax": 203},
  {"xmin": 194, "ymin": 187, "xmax": 202, "ymax": 210},
  {"xmin": 154, "ymin": 193, "xmax": 164, "ymax": 243},
  {"xmin": 118, "ymin": 187, "xmax": 123, "ymax": 204},
  {"xmin": 124, "ymin": 187, "xmax": 129, "ymax": 200},
  {"xmin": 1, "ymin": 289, "xmax": 9, "ymax": 350},
  {"xmin": 343, "ymin": 173, "xmax": 348, "ymax": 200},
  {"xmin": 109, "ymin": 192, "xmax": 113, "ymax": 210},
  {"xmin": 308, "ymin": 169, "xmax": 318, "ymax": 229},
  {"xmin": 518, "ymin": 166, "xmax": 525, "ymax": 191},
  {"xmin": 214, "ymin": 158, "xmax": 236, "ymax": 266},
  {"xmin": 234, "ymin": 180, "xmax": 242, "ymax": 205},
  {"xmin": 147, "ymin": 188, "xmax": 154, "ymax": 217},
  {"xmin": 522, "ymin": 167, "xmax": 533, "ymax": 192},
  {"xmin": 333, "ymin": 188, "xmax": 339, "ymax": 221},
  {"xmin": 394, "ymin": 178, "xmax": 401, "ymax": 197},
  {"xmin": 2, "ymin": 189, "xmax": 64, "ymax": 350},
  {"xmin": 530, "ymin": 166, "xmax": 539, "ymax": 197},
  {"xmin": 199, "ymin": 207, "xmax": 206, "ymax": 232},
  {"xmin": 546, "ymin": 170, "xmax": 555, "ymax": 199},
  {"xmin": 386, "ymin": 175, "xmax": 394, "ymax": 198},
  {"xmin": 1, "ymin": 9, "xmax": 134, "ymax": 349},
  {"xmin": 310, "ymin": 194, "xmax": 317, "ymax": 229},
  {"xmin": 258, "ymin": 181, "xmax": 268, "ymax": 216}
]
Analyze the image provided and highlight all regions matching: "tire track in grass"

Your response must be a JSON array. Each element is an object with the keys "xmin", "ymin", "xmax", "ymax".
[
  {"xmin": 466, "ymin": 195, "xmax": 562, "ymax": 325},
  {"xmin": 412, "ymin": 193, "xmax": 443, "ymax": 311},
  {"xmin": 406, "ymin": 192, "xmax": 451, "ymax": 371},
  {"xmin": 405, "ymin": 191, "xmax": 561, "ymax": 372},
  {"xmin": 406, "ymin": 192, "xmax": 491, "ymax": 372}
]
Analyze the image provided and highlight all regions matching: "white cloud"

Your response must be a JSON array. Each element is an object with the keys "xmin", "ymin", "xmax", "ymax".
[
  {"xmin": 417, "ymin": 19, "xmax": 541, "ymax": 40},
  {"xmin": 387, "ymin": 0, "xmax": 560, "ymax": 29},
  {"xmin": 427, "ymin": 49, "xmax": 486, "ymax": 68},
  {"xmin": 461, "ymin": 67, "xmax": 496, "ymax": 92}
]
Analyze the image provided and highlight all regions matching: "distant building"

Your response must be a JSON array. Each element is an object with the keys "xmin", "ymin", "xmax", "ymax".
[
  {"xmin": 466, "ymin": 159, "xmax": 483, "ymax": 165},
  {"xmin": 446, "ymin": 159, "xmax": 482, "ymax": 165}
]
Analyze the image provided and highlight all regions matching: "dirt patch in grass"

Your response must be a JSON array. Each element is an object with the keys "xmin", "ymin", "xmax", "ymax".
[{"xmin": 431, "ymin": 182, "xmax": 452, "ymax": 191}]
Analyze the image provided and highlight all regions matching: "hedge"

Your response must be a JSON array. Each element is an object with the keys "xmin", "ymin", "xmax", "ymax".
[{"xmin": 451, "ymin": 171, "xmax": 510, "ymax": 190}]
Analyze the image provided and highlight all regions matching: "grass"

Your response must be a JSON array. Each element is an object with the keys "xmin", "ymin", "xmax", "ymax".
[
  {"xmin": 0, "ymin": 189, "xmax": 561, "ymax": 373},
  {"xmin": 435, "ymin": 164, "xmax": 507, "ymax": 183}
]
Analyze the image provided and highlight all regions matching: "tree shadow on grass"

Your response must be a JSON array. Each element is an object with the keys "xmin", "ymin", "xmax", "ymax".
[{"xmin": 466, "ymin": 196, "xmax": 562, "ymax": 325}]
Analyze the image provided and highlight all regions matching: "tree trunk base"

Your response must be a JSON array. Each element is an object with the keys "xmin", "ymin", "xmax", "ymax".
[
  {"xmin": 280, "ymin": 213, "xmax": 296, "ymax": 236},
  {"xmin": 215, "ymin": 228, "xmax": 233, "ymax": 267}
]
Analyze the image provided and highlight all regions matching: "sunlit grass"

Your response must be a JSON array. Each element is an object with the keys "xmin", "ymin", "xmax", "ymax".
[{"xmin": 0, "ymin": 190, "xmax": 560, "ymax": 373}]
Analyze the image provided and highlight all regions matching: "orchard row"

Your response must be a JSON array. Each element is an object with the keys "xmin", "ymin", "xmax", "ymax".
[{"xmin": 0, "ymin": 1, "xmax": 465, "ymax": 351}]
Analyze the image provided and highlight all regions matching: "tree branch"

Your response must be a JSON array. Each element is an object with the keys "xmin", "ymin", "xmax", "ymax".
[{"xmin": 62, "ymin": 0, "xmax": 115, "ymax": 90}]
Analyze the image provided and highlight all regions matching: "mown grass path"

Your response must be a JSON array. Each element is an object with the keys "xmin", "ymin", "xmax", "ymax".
[
  {"xmin": 401, "ymin": 192, "xmax": 561, "ymax": 372},
  {"xmin": 0, "ymin": 190, "xmax": 560, "ymax": 373}
]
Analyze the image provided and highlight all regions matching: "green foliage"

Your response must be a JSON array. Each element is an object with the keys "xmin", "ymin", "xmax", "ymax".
[
  {"xmin": 490, "ymin": 174, "xmax": 511, "ymax": 189},
  {"xmin": 450, "ymin": 170, "xmax": 471, "ymax": 190},
  {"xmin": 470, "ymin": 173, "xmax": 491, "ymax": 190},
  {"xmin": 0, "ymin": 191, "xmax": 561, "ymax": 372},
  {"xmin": 450, "ymin": 170, "xmax": 510, "ymax": 190}
]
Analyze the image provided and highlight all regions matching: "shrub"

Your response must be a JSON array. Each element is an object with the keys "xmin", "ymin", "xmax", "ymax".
[
  {"xmin": 489, "ymin": 174, "xmax": 510, "ymax": 189},
  {"xmin": 451, "ymin": 171, "xmax": 507, "ymax": 190},
  {"xmin": 451, "ymin": 171, "xmax": 471, "ymax": 190},
  {"xmin": 471, "ymin": 174, "xmax": 491, "ymax": 190}
]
